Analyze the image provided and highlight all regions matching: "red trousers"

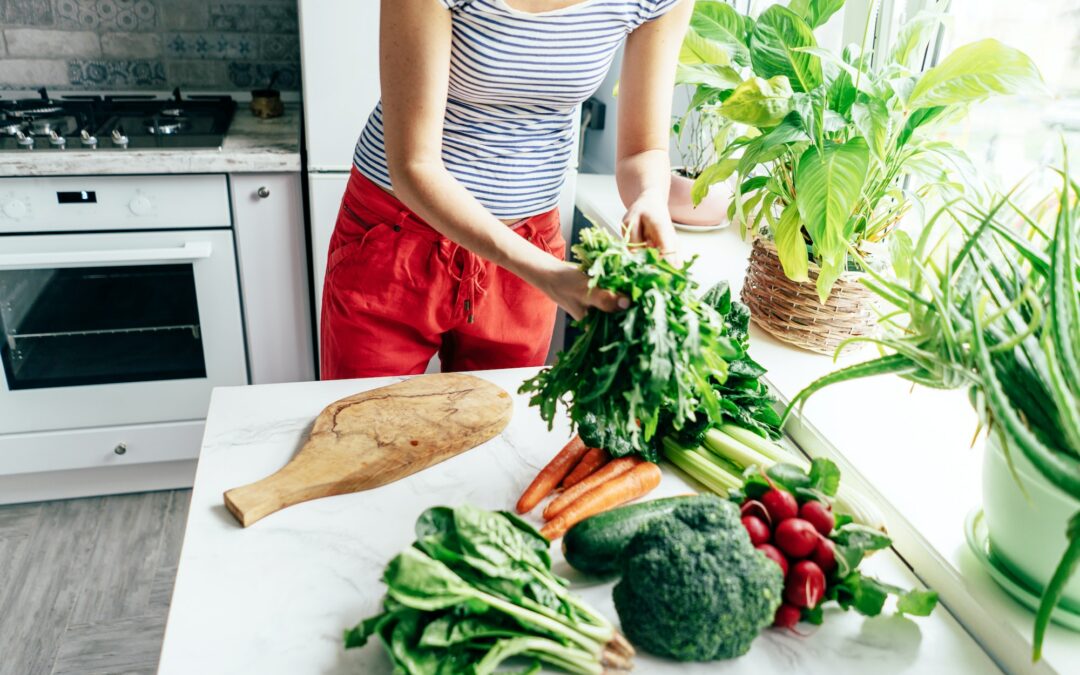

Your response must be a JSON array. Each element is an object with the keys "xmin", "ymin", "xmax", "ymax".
[{"xmin": 320, "ymin": 169, "xmax": 565, "ymax": 379}]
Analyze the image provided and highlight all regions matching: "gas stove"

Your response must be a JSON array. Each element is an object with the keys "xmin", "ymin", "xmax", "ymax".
[{"xmin": 0, "ymin": 88, "xmax": 236, "ymax": 152}]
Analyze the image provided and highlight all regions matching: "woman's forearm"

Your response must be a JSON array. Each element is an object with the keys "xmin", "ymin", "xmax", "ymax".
[{"xmin": 615, "ymin": 148, "xmax": 672, "ymax": 210}]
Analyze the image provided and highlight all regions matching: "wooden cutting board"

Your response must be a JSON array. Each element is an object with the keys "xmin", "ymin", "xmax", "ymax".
[{"xmin": 223, "ymin": 373, "xmax": 513, "ymax": 527}]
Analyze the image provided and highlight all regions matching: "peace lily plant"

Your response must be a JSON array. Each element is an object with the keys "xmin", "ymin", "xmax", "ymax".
[
  {"xmin": 677, "ymin": 0, "xmax": 1045, "ymax": 301},
  {"xmin": 784, "ymin": 165, "xmax": 1080, "ymax": 661}
]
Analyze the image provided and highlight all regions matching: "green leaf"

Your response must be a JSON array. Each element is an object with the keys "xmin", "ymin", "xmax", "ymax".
[
  {"xmin": 691, "ymin": 158, "xmax": 738, "ymax": 205},
  {"xmin": 690, "ymin": 0, "xmax": 752, "ymax": 66},
  {"xmin": 889, "ymin": 10, "xmax": 945, "ymax": 71},
  {"xmin": 850, "ymin": 98, "xmax": 891, "ymax": 163},
  {"xmin": 888, "ymin": 229, "xmax": 915, "ymax": 281},
  {"xmin": 832, "ymin": 524, "xmax": 892, "ymax": 577},
  {"xmin": 897, "ymin": 589, "xmax": 939, "ymax": 616},
  {"xmin": 720, "ymin": 75, "xmax": 795, "ymax": 127},
  {"xmin": 766, "ymin": 462, "xmax": 813, "ymax": 491},
  {"xmin": 681, "ymin": 28, "xmax": 733, "ymax": 66},
  {"xmin": 749, "ymin": 5, "xmax": 823, "ymax": 93},
  {"xmin": 835, "ymin": 572, "xmax": 890, "ymax": 616},
  {"xmin": 676, "ymin": 63, "xmax": 743, "ymax": 90},
  {"xmin": 808, "ymin": 457, "xmax": 841, "ymax": 497},
  {"xmin": 773, "ymin": 202, "xmax": 810, "ymax": 282},
  {"xmin": 789, "ymin": 0, "xmax": 845, "ymax": 29},
  {"xmin": 908, "ymin": 39, "xmax": 1045, "ymax": 110},
  {"xmin": 794, "ymin": 137, "xmax": 869, "ymax": 298}
]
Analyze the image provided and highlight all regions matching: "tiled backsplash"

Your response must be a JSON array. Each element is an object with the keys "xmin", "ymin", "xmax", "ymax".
[{"xmin": 0, "ymin": 0, "xmax": 301, "ymax": 91}]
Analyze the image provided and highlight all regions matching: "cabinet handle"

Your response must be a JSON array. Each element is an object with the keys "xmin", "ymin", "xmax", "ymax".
[
  {"xmin": 257, "ymin": 186, "xmax": 271, "ymax": 199},
  {"xmin": 114, "ymin": 443, "xmax": 127, "ymax": 455}
]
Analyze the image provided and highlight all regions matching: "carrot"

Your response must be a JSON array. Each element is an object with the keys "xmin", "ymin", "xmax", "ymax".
[
  {"xmin": 541, "ymin": 462, "xmax": 663, "ymax": 540},
  {"xmin": 515, "ymin": 435, "xmax": 588, "ymax": 514},
  {"xmin": 543, "ymin": 456, "xmax": 642, "ymax": 521},
  {"xmin": 561, "ymin": 447, "xmax": 609, "ymax": 488}
]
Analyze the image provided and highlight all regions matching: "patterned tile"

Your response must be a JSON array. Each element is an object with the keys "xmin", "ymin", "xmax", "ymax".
[
  {"xmin": 0, "ymin": 0, "xmax": 54, "ymax": 25},
  {"xmin": 210, "ymin": 3, "xmax": 297, "ymax": 33},
  {"xmin": 68, "ymin": 59, "xmax": 167, "ymax": 88},
  {"xmin": 227, "ymin": 62, "xmax": 300, "ymax": 90},
  {"xmin": 259, "ymin": 33, "xmax": 298, "ymax": 61},
  {"xmin": 55, "ymin": 0, "xmax": 157, "ymax": 31},
  {"xmin": 164, "ymin": 32, "xmax": 257, "ymax": 60}
]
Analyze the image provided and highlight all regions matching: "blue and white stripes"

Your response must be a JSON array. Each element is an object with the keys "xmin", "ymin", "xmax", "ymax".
[{"xmin": 353, "ymin": 0, "xmax": 683, "ymax": 219}]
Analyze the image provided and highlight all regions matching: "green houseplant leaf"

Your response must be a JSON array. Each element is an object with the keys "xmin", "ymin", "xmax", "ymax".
[
  {"xmin": 774, "ymin": 203, "xmax": 810, "ymax": 282},
  {"xmin": 681, "ymin": 28, "xmax": 734, "ymax": 67},
  {"xmin": 676, "ymin": 62, "xmax": 743, "ymax": 90},
  {"xmin": 749, "ymin": 5, "xmax": 823, "ymax": 93},
  {"xmin": 794, "ymin": 138, "xmax": 870, "ymax": 301},
  {"xmin": 719, "ymin": 75, "xmax": 795, "ymax": 127},
  {"xmin": 690, "ymin": 0, "xmax": 752, "ymax": 66},
  {"xmin": 789, "ymin": 0, "xmax": 845, "ymax": 29},
  {"xmin": 908, "ymin": 38, "xmax": 1045, "ymax": 109}
]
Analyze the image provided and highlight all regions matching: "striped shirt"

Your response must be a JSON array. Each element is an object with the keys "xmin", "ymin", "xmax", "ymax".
[{"xmin": 353, "ymin": 0, "xmax": 683, "ymax": 219}]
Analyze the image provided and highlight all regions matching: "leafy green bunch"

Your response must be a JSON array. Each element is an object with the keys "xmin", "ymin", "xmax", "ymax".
[
  {"xmin": 783, "ymin": 165, "xmax": 1080, "ymax": 659},
  {"xmin": 346, "ymin": 505, "xmax": 633, "ymax": 674},
  {"xmin": 520, "ymin": 226, "xmax": 739, "ymax": 461},
  {"xmin": 679, "ymin": 0, "xmax": 1044, "ymax": 300}
]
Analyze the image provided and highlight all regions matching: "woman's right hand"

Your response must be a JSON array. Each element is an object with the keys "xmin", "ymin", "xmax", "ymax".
[{"xmin": 541, "ymin": 264, "xmax": 629, "ymax": 321}]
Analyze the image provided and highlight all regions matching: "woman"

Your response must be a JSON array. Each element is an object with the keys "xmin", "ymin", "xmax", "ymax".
[{"xmin": 321, "ymin": 0, "xmax": 691, "ymax": 378}]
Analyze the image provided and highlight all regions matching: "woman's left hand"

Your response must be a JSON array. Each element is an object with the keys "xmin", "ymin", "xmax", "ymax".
[{"xmin": 622, "ymin": 189, "xmax": 680, "ymax": 265}]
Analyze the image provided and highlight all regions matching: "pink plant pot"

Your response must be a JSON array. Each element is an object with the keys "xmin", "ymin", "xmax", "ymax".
[{"xmin": 668, "ymin": 169, "xmax": 730, "ymax": 227}]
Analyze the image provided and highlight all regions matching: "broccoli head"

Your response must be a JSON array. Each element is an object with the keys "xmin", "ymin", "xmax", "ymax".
[{"xmin": 612, "ymin": 494, "xmax": 783, "ymax": 661}]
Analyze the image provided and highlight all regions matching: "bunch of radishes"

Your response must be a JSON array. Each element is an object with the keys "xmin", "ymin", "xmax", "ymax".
[{"xmin": 740, "ymin": 487, "xmax": 837, "ymax": 628}]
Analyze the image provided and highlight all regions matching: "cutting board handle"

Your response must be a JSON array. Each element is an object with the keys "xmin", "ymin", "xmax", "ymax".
[{"xmin": 223, "ymin": 465, "xmax": 326, "ymax": 528}]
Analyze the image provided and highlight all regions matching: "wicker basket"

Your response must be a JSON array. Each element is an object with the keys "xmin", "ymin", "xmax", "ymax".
[{"xmin": 740, "ymin": 238, "xmax": 879, "ymax": 355}]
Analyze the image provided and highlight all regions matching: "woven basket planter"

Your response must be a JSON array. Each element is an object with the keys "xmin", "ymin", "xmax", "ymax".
[{"xmin": 740, "ymin": 238, "xmax": 879, "ymax": 355}]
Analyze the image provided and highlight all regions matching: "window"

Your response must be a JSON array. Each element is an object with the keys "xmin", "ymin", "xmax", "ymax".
[{"xmin": 933, "ymin": 0, "xmax": 1080, "ymax": 187}]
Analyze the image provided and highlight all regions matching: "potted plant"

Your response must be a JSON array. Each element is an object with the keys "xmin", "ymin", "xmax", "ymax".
[
  {"xmin": 681, "ymin": 0, "xmax": 1043, "ymax": 353},
  {"xmin": 667, "ymin": 0, "xmax": 750, "ymax": 227},
  {"xmin": 784, "ymin": 168, "xmax": 1080, "ymax": 660}
]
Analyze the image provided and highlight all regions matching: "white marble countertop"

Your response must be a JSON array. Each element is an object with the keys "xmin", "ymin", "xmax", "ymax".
[
  {"xmin": 159, "ymin": 369, "xmax": 997, "ymax": 675},
  {"xmin": 0, "ymin": 103, "xmax": 301, "ymax": 177},
  {"xmin": 575, "ymin": 173, "xmax": 1080, "ymax": 674}
]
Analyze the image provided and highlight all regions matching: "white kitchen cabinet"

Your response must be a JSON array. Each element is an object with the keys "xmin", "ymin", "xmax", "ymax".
[{"xmin": 230, "ymin": 173, "xmax": 316, "ymax": 385}]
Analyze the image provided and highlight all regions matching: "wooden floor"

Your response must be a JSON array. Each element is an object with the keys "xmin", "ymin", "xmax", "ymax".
[{"xmin": 0, "ymin": 490, "xmax": 190, "ymax": 675}]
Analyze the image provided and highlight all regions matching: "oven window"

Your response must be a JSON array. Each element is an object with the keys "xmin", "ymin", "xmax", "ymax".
[{"xmin": 0, "ymin": 264, "xmax": 207, "ymax": 390}]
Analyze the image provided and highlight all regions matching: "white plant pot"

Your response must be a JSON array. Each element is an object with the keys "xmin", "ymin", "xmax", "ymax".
[{"xmin": 983, "ymin": 432, "xmax": 1080, "ymax": 607}]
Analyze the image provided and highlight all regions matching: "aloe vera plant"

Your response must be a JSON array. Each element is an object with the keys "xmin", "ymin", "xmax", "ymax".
[
  {"xmin": 678, "ymin": 0, "xmax": 1045, "ymax": 300},
  {"xmin": 783, "ymin": 164, "xmax": 1080, "ymax": 660}
]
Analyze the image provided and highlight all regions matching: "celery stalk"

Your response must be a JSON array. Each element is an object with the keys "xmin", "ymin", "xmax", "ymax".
[
  {"xmin": 703, "ymin": 428, "xmax": 778, "ymax": 472},
  {"xmin": 718, "ymin": 423, "xmax": 803, "ymax": 466},
  {"xmin": 662, "ymin": 438, "xmax": 743, "ymax": 494}
]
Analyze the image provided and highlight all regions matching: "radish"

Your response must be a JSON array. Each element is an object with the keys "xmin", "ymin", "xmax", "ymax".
[
  {"xmin": 784, "ymin": 560, "xmax": 826, "ymax": 608},
  {"xmin": 756, "ymin": 543, "xmax": 789, "ymax": 576},
  {"xmin": 811, "ymin": 537, "xmax": 837, "ymax": 575},
  {"xmin": 740, "ymin": 499, "xmax": 771, "ymax": 526},
  {"xmin": 799, "ymin": 500, "xmax": 834, "ymax": 536},
  {"xmin": 761, "ymin": 489, "xmax": 798, "ymax": 524},
  {"xmin": 741, "ymin": 515, "xmax": 771, "ymax": 546},
  {"xmin": 774, "ymin": 518, "xmax": 818, "ymax": 558},
  {"xmin": 773, "ymin": 603, "xmax": 802, "ymax": 629}
]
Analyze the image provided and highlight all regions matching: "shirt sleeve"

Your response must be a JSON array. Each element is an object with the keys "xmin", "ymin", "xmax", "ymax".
[
  {"xmin": 636, "ymin": 0, "xmax": 685, "ymax": 25},
  {"xmin": 438, "ymin": 0, "xmax": 474, "ymax": 9}
]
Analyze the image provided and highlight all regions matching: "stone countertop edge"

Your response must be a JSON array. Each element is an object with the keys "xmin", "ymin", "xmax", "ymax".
[{"xmin": 0, "ymin": 103, "xmax": 303, "ymax": 177}]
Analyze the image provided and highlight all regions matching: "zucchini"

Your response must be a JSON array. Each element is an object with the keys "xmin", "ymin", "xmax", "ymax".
[{"xmin": 563, "ymin": 496, "xmax": 698, "ymax": 576}]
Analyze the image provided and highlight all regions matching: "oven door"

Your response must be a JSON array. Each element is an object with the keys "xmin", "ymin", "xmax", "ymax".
[{"xmin": 0, "ymin": 229, "xmax": 247, "ymax": 434}]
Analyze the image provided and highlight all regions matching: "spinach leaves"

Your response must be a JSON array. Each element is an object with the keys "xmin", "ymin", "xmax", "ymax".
[
  {"xmin": 520, "ymin": 227, "xmax": 739, "ymax": 462},
  {"xmin": 346, "ymin": 505, "xmax": 632, "ymax": 674}
]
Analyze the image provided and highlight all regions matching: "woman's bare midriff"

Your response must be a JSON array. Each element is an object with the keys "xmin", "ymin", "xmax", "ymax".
[{"xmin": 378, "ymin": 182, "xmax": 526, "ymax": 226}]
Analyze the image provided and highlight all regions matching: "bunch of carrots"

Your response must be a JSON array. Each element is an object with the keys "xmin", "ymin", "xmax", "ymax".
[{"xmin": 516, "ymin": 436, "xmax": 662, "ymax": 540}]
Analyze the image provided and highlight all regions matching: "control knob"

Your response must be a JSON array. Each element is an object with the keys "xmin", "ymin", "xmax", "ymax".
[
  {"xmin": 128, "ymin": 195, "xmax": 153, "ymax": 216},
  {"xmin": 80, "ymin": 129, "xmax": 98, "ymax": 149},
  {"xmin": 15, "ymin": 131, "xmax": 33, "ymax": 150},
  {"xmin": 2, "ymin": 199, "xmax": 28, "ymax": 219},
  {"xmin": 111, "ymin": 128, "xmax": 129, "ymax": 149},
  {"xmin": 48, "ymin": 130, "xmax": 66, "ymax": 149}
]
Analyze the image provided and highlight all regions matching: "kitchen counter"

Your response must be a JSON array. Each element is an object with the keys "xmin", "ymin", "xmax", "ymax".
[
  {"xmin": 0, "ymin": 103, "xmax": 301, "ymax": 177},
  {"xmin": 575, "ymin": 173, "xmax": 1080, "ymax": 674},
  {"xmin": 159, "ymin": 369, "xmax": 997, "ymax": 674}
]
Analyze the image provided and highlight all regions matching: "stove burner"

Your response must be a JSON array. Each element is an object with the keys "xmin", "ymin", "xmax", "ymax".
[
  {"xmin": 144, "ymin": 116, "xmax": 189, "ymax": 135},
  {"xmin": 160, "ymin": 107, "xmax": 185, "ymax": 117},
  {"xmin": 6, "ymin": 104, "xmax": 64, "ymax": 118},
  {"xmin": 28, "ymin": 116, "xmax": 76, "ymax": 137}
]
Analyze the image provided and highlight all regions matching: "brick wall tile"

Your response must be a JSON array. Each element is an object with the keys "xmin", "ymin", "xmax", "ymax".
[{"xmin": 5, "ymin": 28, "xmax": 100, "ymax": 58}]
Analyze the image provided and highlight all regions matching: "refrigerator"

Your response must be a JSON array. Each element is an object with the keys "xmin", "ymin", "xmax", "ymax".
[{"xmin": 297, "ymin": 0, "xmax": 578, "ymax": 367}]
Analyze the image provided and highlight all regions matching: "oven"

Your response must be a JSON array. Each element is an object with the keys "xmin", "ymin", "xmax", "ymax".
[{"xmin": 0, "ymin": 175, "xmax": 247, "ymax": 480}]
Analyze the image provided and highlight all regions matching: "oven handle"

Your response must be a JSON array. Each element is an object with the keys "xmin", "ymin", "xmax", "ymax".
[{"xmin": 0, "ymin": 241, "xmax": 214, "ymax": 270}]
